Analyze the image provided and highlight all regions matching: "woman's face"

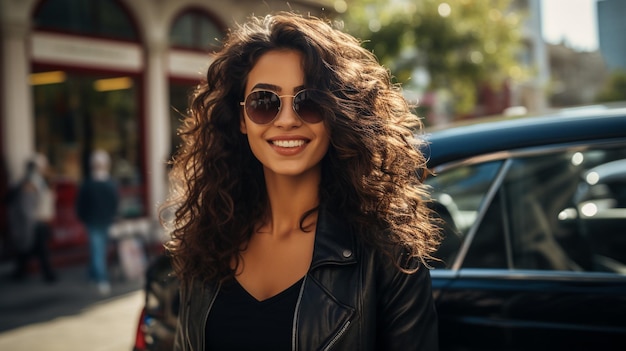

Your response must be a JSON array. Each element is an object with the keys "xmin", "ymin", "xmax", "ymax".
[{"xmin": 240, "ymin": 49, "xmax": 330, "ymax": 179}]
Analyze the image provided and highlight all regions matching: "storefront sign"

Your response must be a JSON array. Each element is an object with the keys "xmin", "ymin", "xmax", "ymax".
[{"xmin": 31, "ymin": 32, "xmax": 143, "ymax": 72}]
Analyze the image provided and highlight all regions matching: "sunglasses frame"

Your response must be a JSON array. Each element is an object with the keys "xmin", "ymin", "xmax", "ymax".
[{"xmin": 239, "ymin": 89, "xmax": 323, "ymax": 125}]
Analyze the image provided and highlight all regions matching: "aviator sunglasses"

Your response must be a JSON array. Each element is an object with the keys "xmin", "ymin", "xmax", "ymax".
[{"xmin": 240, "ymin": 89, "xmax": 324, "ymax": 125}]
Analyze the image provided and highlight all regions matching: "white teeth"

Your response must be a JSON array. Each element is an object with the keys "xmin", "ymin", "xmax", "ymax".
[{"xmin": 272, "ymin": 140, "xmax": 306, "ymax": 148}]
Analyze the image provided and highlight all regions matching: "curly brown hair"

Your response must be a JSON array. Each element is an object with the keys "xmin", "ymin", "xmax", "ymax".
[{"xmin": 162, "ymin": 12, "xmax": 440, "ymax": 284}]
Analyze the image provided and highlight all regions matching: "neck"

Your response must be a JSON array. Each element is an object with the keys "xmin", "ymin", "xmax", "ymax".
[{"xmin": 261, "ymin": 167, "xmax": 321, "ymax": 237}]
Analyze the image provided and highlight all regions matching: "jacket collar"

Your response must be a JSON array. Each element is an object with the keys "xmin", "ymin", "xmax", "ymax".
[{"xmin": 310, "ymin": 205, "xmax": 357, "ymax": 270}]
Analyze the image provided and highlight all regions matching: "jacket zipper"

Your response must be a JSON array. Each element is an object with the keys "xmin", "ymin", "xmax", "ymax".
[
  {"xmin": 323, "ymin": 320, "xmax": 351, "ymax": 351},
  {"xmin": 291, "ymin": 274, "xmax": 352, "ymax": 351},
  {"xmin": 291, "ymin": 275, "xmax": 307, "ymax": 351},
  {"xmin": 200, "ymin": 281, "xmax": 221, "ymax": 351}
]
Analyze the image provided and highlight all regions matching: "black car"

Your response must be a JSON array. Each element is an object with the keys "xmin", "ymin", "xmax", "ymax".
[{"xmin": 133, "ymin": 105, "xmax": 626, "ymax": 351}]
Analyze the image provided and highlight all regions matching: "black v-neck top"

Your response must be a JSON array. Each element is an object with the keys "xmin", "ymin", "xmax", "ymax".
[{"xmin": 205, "ymin": 277, "xmax": 304, "ymax": 351}]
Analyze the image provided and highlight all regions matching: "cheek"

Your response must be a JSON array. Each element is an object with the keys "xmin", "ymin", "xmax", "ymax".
[
  {"xmin": 316, "ymin": 125, "xmax": 331, "ymax": 149},
  {"xmin": 320, "ymin": 137, "xmax": 331, "ymax": 157}
]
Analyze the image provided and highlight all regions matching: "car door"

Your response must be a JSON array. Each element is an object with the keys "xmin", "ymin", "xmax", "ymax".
[{"xmin": 429, "ymin": 142, "xmax": 626, "ymax": 351}]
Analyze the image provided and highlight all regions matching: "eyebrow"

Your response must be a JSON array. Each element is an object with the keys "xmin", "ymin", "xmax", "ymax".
[{"xmin": 250, "ymin": 83, "xmax": 306, "ymax": 94}]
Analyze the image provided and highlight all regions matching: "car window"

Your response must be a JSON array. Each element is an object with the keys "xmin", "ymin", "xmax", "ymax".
[
  {"xmin": 462, "ymin": 145, "xmax": 626, "ymax": 274},
  {"xmin": 426, "ymin": 161, "xmax": 503, "ymax": 268}
]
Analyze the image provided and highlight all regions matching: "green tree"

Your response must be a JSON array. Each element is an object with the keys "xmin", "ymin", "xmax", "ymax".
[
  {"xmin": 595, "ymin": 70, "xmax": 626, "ymax": 103},
  {"xmin": 339, "ymin": 0, "xmax": 525, "ymax": 116}
]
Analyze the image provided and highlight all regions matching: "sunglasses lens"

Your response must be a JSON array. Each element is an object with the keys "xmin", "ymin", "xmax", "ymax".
[
  {"xmin": 245, "ymin": 91, "xmax": 281, "ymax": 124},
  {"xmin": 244, "ymin": 90, "xmax": 323, "ymax": 124},
  {"xmin": 293, "ymin": 90, "xmax": 323, "ymax": 124}
]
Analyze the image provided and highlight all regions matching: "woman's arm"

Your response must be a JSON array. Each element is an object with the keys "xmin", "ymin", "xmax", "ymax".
[{"xmin": 376, "ymin": 258, "xmax": 439, "ymax": 350}]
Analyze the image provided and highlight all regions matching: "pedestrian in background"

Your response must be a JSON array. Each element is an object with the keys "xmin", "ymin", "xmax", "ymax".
[
  {"xmin": 76, "ymin": 149, "xmax": 119, "ymax": 296},
  {"xmin": 163, "ymin": 12, "xmax": 440, "ymax": 350},
  {"xmin": 8, "ymin": 154, "xmax": 57, "ymax": 283}
]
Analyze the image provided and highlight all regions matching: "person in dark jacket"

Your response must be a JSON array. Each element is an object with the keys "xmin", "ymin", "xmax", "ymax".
[
  {"xmin": 162, "ymin": 12, "xmax": 441, "ymax": 350},
  {"xmin": 8, "ymin": 154, "xmax": 57, "ymax": 283},
  {"xmin": 76, "ymin": 149, "xmax": 119, "ymax": 296}
]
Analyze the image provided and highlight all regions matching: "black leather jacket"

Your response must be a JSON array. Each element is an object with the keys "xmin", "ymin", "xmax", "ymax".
[{"xmin": 174, "ymin": 207, "xmax": 438, "ymax": 351}]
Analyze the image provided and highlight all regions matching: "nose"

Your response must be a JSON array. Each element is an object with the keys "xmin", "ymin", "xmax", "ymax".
[{"xmin": 273, "ymin": 96, "xmax": 302, "ymax": 128}]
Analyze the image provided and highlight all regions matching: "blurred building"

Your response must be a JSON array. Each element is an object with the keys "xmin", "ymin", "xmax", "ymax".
[
  {"xmin": 597, "ymin": 0, "xmax": 626, "ymax": 71},
  {"xmin": 547, "ymin": 43, "xmax": 607, "ymax": 107},
  {"xmin": 0, "ymin": 0, "xmax": 332, "ymax": 263},
  {"xmin": 508, "ymin": 0, "xmax": 549, "ymax": 115}
]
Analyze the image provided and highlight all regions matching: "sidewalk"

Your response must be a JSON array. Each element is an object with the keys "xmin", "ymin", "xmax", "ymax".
[
  {"xmin": 0, "ymin": 260, "xmax": 144, "ymax": 332},
  {"xmin": 0, "ymin": 290, "xmax": 143, "ymax": 351}
]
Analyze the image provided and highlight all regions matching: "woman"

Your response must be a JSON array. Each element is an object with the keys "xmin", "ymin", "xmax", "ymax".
[{"xmin": 164, "ymin": 12, "xmax": 441, "ymax": 351}]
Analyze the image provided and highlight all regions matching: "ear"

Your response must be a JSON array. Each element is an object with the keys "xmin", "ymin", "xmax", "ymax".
[{"xmin": 240, "ymin": 115, "xmax": 248, "ymax": 134}]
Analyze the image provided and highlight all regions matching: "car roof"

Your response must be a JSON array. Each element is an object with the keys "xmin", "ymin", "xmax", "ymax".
[{"xmin": 420, "ymin": 105, "xmax": 626, "ymax": 167}]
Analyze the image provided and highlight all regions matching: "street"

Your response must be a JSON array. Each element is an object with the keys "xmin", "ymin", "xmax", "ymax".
[{"xmin": 0, "ymin": 263, "xmax": 144, "ymax": 351}]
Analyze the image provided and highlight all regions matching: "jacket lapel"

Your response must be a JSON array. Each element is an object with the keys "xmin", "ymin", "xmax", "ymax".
[
  {"xmin": 310, "ymin": 206, "xmax": 357, "ymax": 269},
  {"xmin": 295, "ymin": 206, "xmax": 358, "ymax": 350},
  {"xmin": 295, "ymin": 276, "xmax": 356, "ymax": 351}
]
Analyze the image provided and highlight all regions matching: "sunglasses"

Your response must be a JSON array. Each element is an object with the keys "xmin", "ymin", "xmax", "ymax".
[{"xmin": 240, "ymin": 89, "xmax": 324, "ymax": 125}]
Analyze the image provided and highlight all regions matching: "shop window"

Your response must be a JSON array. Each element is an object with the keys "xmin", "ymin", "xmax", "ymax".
[
  {"xmin": 31, "ymin": 69, "xmax": 144, "ymax": 219},
  {"xmin": 168, "ymin": 81, "xmax": 196, "ymax": 163},
  {"xmin": 34, "ymin": 0, "xmax": 138, "ymax": 41},
  {"xmin": 170, "ymin": 10, "xmax": 224, "ymax": 51}
]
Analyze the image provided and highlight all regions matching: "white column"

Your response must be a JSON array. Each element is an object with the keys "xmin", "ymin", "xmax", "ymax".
[
  {"xmin": 1, "ymin": 12, "xmax": 35, "ymax": 183},
  {"xmin": 144, "ymin": 40, "xmax": 171, "ymax": 219},
  {"xmin": 529, "ymin": 0, "xmax": 549, "ymax": 113}
]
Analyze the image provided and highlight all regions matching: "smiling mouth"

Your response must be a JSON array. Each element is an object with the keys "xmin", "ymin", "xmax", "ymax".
[{"xmin": 271, "ymin": 140, "xmax": 307, "ymax": 148}]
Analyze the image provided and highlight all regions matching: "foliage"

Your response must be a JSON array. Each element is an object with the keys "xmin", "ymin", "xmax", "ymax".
[
  {"xmin": 595, "ymin": 70, "xmax": 626, "ymax": 103},
  {"xmin": 338, "ymin": 0, "xmax": 525, "ymax": 115}
]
